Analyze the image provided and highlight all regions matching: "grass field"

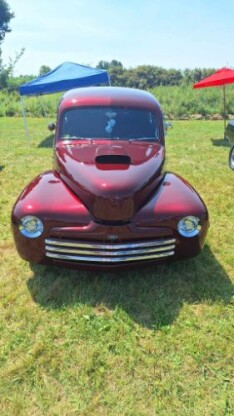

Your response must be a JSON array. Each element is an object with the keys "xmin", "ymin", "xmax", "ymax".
[{"xmin": 0, "ymin": 117, "xmax": 233, "ymax": 415}]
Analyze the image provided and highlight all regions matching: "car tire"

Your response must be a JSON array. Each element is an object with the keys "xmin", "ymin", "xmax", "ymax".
[{"xmin": 229, "ymin": 145, "xmax": 234, "ymax": 170}]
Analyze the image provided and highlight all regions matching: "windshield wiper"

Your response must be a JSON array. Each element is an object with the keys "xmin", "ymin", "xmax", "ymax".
[{"xmin": 128, "ymin": 137, "xmax": 156, "ymax": 142}]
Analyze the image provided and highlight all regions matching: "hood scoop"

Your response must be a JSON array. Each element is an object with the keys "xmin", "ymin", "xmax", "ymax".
[
  {"xmin": 95, "ymin": 154, "xmax": 131, "ymax": 164},
  {"xmin": 95, "ymin": 145, "xmax": 131, "ymax": 170}
]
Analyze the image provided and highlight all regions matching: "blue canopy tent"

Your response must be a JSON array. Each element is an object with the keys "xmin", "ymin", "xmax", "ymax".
[
  {"xmin": 19, "ymin": 62, "xmax": 110, "ymax": 96},
  {"xmin": 19, "ymin": 62, "xmax": 110, "ymax": 140}
]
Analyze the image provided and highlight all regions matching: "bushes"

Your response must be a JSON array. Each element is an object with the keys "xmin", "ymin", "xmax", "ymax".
[
  {"xmin": 150, "ymin": 84, "xmax": 234, "ymax": 119},
  {"xmin": 0, "ymin": 90, "xmax": 59, "ymax": 117},
  {"xmin": 1, "ymin": 85, "xmax": 234, "ymax": 119},
  {"xmin": 0, "ymin": 90, "xmax": 21, "ymax": 116}
]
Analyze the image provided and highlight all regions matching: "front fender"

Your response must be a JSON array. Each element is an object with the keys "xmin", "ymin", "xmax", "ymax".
[
  {"xmin": 12, "ymin": 170, "xmax": 91, "ymax": 223},
  {"xmin": 134, "ymin": 172, "xmax": 208, "ymax": 223},
  {"xmin": 11, "ymin": 170, "xmax": 91, "ymax": 262},
  {"xmin": 133, "ymin": 172, "xmax": 209, "ymax": 256}
]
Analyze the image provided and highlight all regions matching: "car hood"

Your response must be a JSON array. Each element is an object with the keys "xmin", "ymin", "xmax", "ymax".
[{"xmin": 55, "ymin": 140, "xmax": 165, "ymax": 221}]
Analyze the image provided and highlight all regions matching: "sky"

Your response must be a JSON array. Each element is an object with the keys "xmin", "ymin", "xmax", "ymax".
[{"xmin": 2, "ymin": 0, "xmax": 234, "ymax": 76}]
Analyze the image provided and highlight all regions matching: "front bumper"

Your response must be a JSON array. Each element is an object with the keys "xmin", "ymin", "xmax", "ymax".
[{"xmin": 12, "ymin": 218, "xmax": 209, "ymax": 270}]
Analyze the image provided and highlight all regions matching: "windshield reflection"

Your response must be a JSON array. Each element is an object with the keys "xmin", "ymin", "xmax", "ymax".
[{"xmin": 60, "ymin": 107, "xmax": 159, "ymax": 141}]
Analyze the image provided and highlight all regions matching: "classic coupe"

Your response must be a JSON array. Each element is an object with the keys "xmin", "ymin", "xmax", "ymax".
[{"xmin": 11, "ymin": 87, "xmax": 209, "ymax": 270}]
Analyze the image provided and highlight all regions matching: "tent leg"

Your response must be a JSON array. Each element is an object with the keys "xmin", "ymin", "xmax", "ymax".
[
  {"xmin": 223, "ymin": 85, "xmax": 227, "ymax": 140},
  {"xmin": 20, "ymin": 95, "xmax": 30, "ymax": 144}
]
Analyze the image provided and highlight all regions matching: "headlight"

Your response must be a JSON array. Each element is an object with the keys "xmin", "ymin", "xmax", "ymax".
[
  {"xmin": 19, "ymin": 215, "xmax": 44, "ymax": 238},
  {"xmin": 177, "ymin": 216, "xmax": 201, "ymax": 238}
]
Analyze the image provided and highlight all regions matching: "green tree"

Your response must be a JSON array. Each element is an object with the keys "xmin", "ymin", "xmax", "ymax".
[
  {"xmin": 39, "ymin": 65, "xmax": 51, "ymax": 76},
  {"xmin": 109, "ymin": 66, "xmax": 126, "ymax": 86},
  {"xmin": 0, "ymin": 0, "xmax": 15, "ymax": 88},
  {"xmin": 0, "ymin": 2, "xmax": 25, "ymax": 90},
  {"xmin": 0, "ymin": 0, "xmax": 14, "ymax": 43},
  {"xmin": 97, "ymin": 60, "xmax": 123, "ymax": 70},
  {"xmin": 96, "ymin": 60, "xmax": 110, "ymax": 70},
  {"xmin": 0, "ymin": 48, "xmax": 25, "ymax": 89}
]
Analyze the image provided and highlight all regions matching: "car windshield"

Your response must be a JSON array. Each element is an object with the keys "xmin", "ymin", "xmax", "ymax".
[{"xmin": 60, "ymin": 107, "xmax": 160, "ymax": 141}]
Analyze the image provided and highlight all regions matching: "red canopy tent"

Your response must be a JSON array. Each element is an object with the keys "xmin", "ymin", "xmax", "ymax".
[{"xmin": 193, "ymin": 67, "xmax": 234, "ymax": 136}]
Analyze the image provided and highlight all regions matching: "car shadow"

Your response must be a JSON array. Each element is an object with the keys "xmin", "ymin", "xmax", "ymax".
[
  {"xmin": 211, "ymin": 137, "xmax": 230, "ymax": 147},
  {"xmin": 27, "ymin": 245, "xmax": 233, "ymax": 329},
  {"xmin": 38, "ymin": 134, "xmax": 54, "ymax": 148}
]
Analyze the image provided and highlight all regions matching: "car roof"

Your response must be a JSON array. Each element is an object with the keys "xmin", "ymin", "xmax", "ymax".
[{"xmin": 59, "ymin": 86, "xmax": 162, "ymax": 113}]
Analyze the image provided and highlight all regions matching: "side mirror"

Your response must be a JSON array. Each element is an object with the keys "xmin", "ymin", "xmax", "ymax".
[
  {"xmin": 48, "ymin": 122, "xmax": 56, "ymax": 132},
  {"xmin": 164, "ymin": 121, "xmax": 173, "ymax": 136},
  {"xmin": 164, "ymin": 121, "xmax": 173, "ymax": 130}
]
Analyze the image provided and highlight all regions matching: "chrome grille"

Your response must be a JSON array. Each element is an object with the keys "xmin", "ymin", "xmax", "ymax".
[{"xmin": 45, "ymin": 237, "xmax": 176, "ymax": 264}]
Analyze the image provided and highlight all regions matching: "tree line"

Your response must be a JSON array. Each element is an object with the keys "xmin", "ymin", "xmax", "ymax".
[
  {"xmin": 96, "ymin": 60, "xmax": 215, "ymax": 89},
  {"xmin": 1, "ymin": 58, "xmax": 217, "ymax": 92}
]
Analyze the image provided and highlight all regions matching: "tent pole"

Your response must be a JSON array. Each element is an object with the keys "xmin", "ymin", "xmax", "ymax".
[
  {"xmin": 223, "ymin": 84, "xmax": 227, "ymax": 139},
  {"xmin": 20, "ymin": 95, "xmax": 30, "ymax": 144}
]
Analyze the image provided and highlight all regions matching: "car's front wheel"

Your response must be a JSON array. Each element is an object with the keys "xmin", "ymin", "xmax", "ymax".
[{"xmin": 229, "ymin": 145, "xmax": 234, "ymax": 170}]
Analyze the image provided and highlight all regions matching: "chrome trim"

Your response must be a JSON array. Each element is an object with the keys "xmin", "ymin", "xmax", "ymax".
[
  {"xmin": 45, "ymin": 237, "xmax": 176, "ymax": 264},
  {"xmin": 45, "ymin": 244, "xmax": 175, "ymax": 256},
  {"xmin": 177, "ymin": 216, "xmax": 200, "ymax": 238},
  {"xmin": 45, "ymin": 238, "xmax": 176, "ymax": 250},
  {"xmin": 46, "ymin": 251, "xmax": 175, "ymax": 263}
]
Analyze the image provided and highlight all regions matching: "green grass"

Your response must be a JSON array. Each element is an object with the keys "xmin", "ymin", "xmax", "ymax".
[{"xmin": 0, "ymin": 117, "xmax": 233, "ymax": 415}]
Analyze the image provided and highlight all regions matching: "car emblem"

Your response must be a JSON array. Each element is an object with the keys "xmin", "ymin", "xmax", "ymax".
[{"xmin": 107, "ymin": 234, "xmax": 119, "ymax": 241}]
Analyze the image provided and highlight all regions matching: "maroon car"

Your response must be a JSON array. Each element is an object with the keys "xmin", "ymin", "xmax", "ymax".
[{"xmin": 11, "ymin": 87, "xmax": 209, "ymax": 270}]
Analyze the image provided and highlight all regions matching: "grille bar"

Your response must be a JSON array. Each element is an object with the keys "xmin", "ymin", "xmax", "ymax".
[
  {"xmin": 46, "ymin": 251, "xmax": 175, "ymax": 263},
  {"xmin": 45, "ymin": 237, "xmax": 176, "ymax": 264},
  {"xmin": 45, "ymin": 238, "xmax": 175, "ymax": 250},
  {"xmin": 45, "ymin": 244, "xmax": 175, "ymax": 256}
]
